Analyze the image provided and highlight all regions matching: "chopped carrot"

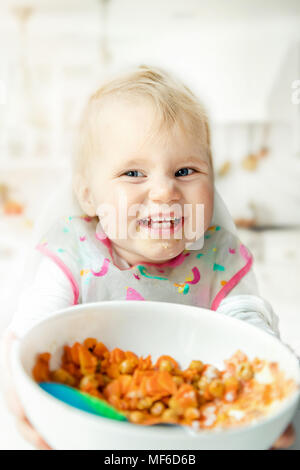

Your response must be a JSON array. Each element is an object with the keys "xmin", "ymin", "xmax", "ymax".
[
  {"xmin": 32, "ymin": 352, "xmax": 51, "ymax": 382},
  {"xmin": 93, "ymin": 342, "xmax": 109, "ymax": 359},
  {"xmin": 78, "ymin": 344, "xmax": 97, "ymax": 376},
  {"xmin": 32, "ymin": 340, "xmax": 296, "ymax": 430}
]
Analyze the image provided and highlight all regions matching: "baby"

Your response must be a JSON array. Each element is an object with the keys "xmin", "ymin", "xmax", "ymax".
[{"xmin": 3, "ymin": 65, "xmax": 294, "ymax": 449}]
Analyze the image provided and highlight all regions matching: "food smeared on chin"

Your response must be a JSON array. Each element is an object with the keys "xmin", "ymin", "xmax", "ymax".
[{"xmin": 33, "ymin": 343, "xmax": 297, "ymax": 430}]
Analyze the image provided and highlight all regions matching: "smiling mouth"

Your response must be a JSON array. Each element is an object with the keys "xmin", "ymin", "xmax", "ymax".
[{"xmin": 138, "ymin": 217, "xmax": 183, "ymax": 228}]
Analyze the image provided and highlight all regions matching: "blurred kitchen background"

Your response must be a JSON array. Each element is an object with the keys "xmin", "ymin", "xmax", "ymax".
[{"xmin": 0, "ymin": 0, "xmax": 300, "ymax": 448}]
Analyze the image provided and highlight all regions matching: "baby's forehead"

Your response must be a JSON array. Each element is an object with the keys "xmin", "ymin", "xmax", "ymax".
[
  {"xmin": 91, "ymin": 95, "xmax": 206, "ymax": 146},
  {"xmin": 92, "ymin": 93, "xmax": 154, "ymax": 119}
]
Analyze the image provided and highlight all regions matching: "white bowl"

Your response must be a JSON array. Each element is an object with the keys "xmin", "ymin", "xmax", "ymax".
[{"xmin": 12, "ymin": 301, "xmax": 300, "ymax": 450}]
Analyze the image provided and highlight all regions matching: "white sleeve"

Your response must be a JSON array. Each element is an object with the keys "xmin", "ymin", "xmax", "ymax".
[
  {"xmin": 217, "ymin": 294, "xmax": 280, "ymax": 338},
  {"xmin": 216, "ymin": 264, "xmax": 280, "ymax": 337},
  {"xmin": 8, "ymin": 256, "xmax": 75, "ymax": 338}
]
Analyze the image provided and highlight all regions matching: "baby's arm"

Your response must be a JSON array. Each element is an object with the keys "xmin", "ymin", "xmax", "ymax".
[
  {"xmin": 8, "ymin": 255, "xmax": 75, "ymax": 337},
  {"xmin": 209, "ymin": 228, "xmax": 280, "ymax": 337},
  {"xmin": 216, "ymin": 267, "xmax": 280, "ymax": 337},
  {"xmin": 2, "ymin": 256, "xmax": 75, "ymax": 449}
]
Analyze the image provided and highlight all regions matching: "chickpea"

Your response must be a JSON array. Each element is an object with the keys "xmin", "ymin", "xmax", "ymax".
[
  {"xmin": 184, "ymin": 407, "xmax": 201, "ymax": 421},
  {"xmin": 168, "ymin": 397, "xmax": 178, "ymax": 409},
  {"xmin": 162, "ymin": 409, "xmax": 178, "ymax": 422},
  {"xmin": 173, "ymin": 375, "xmax": 184, "ymax": 387},
  {"xmin": 168, "ymin": 397, "xmax": 184, "ymax": 416},
  {"xmin": 197, "ymin": 376, "xmax": 209, "ymax": 392},
  {"xmin": 224, "ymin": 376, "xmax": 240, "ymax": 392},
  {"xmin": 129, "ymin": 411, "xmax": 144, "ymax": 424},
  {"xmin": 196, "ymin": 376, "xmax": 212, "ymax": 401},
  {"xmin": 150, "ymin": 401, "xmax": 166, "ymax": 416},
  {"xmin": 119, "ymin": 359, "xmax": 137, "ymax": 375},
  {"xmin": 137, "ymin": 397, "xmax": 153, "ymax": 410},
  {"xmin": 51, "ymin": 368, "xmax": 76, "ymax": 386},
  {"xmin": 236, "ymin": 363, "xmax": 254, "ymax": 381},
  {"xmin": 208, "ymin": 379, "xmax": 224, "ymax": 398},
  {"xmin": 80, "ymin": 375, "xmax": 99, "ymax": 390},
  {"xmin": 159, "ymin": 359, "xmax": 174, "ymax": 373},
  {"xmin": 188, "ymin": 360, "xmax": 204, "ymax": 372}
]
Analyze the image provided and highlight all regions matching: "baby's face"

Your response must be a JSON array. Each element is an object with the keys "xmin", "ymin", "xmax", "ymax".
[{"xmin": 84, "ymin": 98, "xmax": 214, "ymax": 266}]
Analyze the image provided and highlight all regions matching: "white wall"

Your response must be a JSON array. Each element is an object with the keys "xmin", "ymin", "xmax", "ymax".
[{"xmin": 0, "ymin": 0, "xmax": 299, "ymax": 224}]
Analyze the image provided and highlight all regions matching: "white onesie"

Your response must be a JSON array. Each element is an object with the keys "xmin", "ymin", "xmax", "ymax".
[{"xmin": 10, "ymin": 215, "xmax": 279, "ymax": 338}]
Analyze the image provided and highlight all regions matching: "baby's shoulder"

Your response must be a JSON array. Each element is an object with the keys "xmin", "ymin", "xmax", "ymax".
[
  {"xmin": 48, "ymin": 215, "xmax": 98, "ymax": 238},
  {"xmin": 35, "ymin": 215, "xmax": 107, "ymax": 277},
  {"xmin": 208, "ymin": 225, "xmax": 242, "ymax": 252},
  {"xmin": 36, "ymin": 215, "xmax": 98, "ymax": 254},
  {"xmin": 56, "ymin": 214, "xmax": 96, "ymax": 229}
]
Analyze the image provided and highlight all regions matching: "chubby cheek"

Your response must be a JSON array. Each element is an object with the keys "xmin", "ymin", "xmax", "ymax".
[
  {"xmin": 184, "ymin": 181, "xmax": 214, "ymax": 240},
  {"xmin": 202, "ymin": 189, "xmax": 214, "ymax": 230},
  {"xmin": 115, "ymin": 187, "xmax": 144, "ymax": 233},
  {"xmin": 113, "ymin": 185, "xmax": 144, "ymax": 210},
  {"xmin": 95, "ymin": 185, "xmax": 144, "ymax": 239}
]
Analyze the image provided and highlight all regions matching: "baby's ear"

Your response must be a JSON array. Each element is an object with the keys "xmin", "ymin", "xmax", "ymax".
[{"xmin": 73, "ymin": 174, "xmax": 96, "ymax": 217}]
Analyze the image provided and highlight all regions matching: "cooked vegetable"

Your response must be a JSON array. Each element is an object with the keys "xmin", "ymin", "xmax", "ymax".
[{"xmin": 32, "ymin": 341, "xmax": 297, "ymax": 429}]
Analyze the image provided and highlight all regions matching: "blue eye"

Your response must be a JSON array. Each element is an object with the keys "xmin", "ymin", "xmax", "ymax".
[
  {"xmin": 123, "ymin": 170, "xmax": 144, "ymax": 177},
  {"xmin": 175, "ymin": 168, "xmax": 195, "ymax": 177}
]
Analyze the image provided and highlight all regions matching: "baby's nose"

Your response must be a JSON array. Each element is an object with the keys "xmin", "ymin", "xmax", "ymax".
[{"xmin": 148, "ymin": 178, "xmax": 181, "ymax": 203}]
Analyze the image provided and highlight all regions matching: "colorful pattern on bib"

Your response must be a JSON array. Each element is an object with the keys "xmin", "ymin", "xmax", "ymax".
[{"xmin": 35, "ymin": 216, "xmax": 253, "ymax": 311}]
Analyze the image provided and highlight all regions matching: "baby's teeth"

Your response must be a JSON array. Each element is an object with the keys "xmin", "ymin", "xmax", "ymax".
[
  {"xmin": 139, "ymin": 217, "xmax": 181, "ymax": 228},
  {"xmin": 151, "ymin": 221, "xmax": 172, "ymax": 228},
  {"xmin": 151, "ymin": 217, "xmax": 176, "ymax": 222}
]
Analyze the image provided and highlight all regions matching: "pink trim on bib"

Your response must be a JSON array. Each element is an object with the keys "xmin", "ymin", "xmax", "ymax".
[
  {"xmin": 95, "ymin": 231, "xmax": 189, "ymax": 271},
  {"xmin": 210, "ymin": 244, "xmax": 253, "ymax": 311},
  {"xmin": 35, "ymin": 244, "xmax": 80, "ymax": 305}
]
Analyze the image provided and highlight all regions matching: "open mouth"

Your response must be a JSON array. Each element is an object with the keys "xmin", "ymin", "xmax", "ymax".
[
  {"xmin": 137, "ymin": 216, "xmax": 184, "ymax": 235},
  {"xmin": 138, "ymin": 217, "xmax": 183, "ymax": 228}
]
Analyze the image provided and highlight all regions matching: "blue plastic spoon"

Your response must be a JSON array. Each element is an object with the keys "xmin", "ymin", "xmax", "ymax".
[
  {"xmin": 39, "ymin": 383, "xmax": 179, "ymax": 427},
  {"xmin": 39, "ymin": 382, "xmax": 128, "ymax": 421}
]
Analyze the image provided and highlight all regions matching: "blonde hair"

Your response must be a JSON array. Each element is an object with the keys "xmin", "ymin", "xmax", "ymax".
[{"xmin": 72, "ymin": 64, "xmax": 213, "ymax": 189}]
